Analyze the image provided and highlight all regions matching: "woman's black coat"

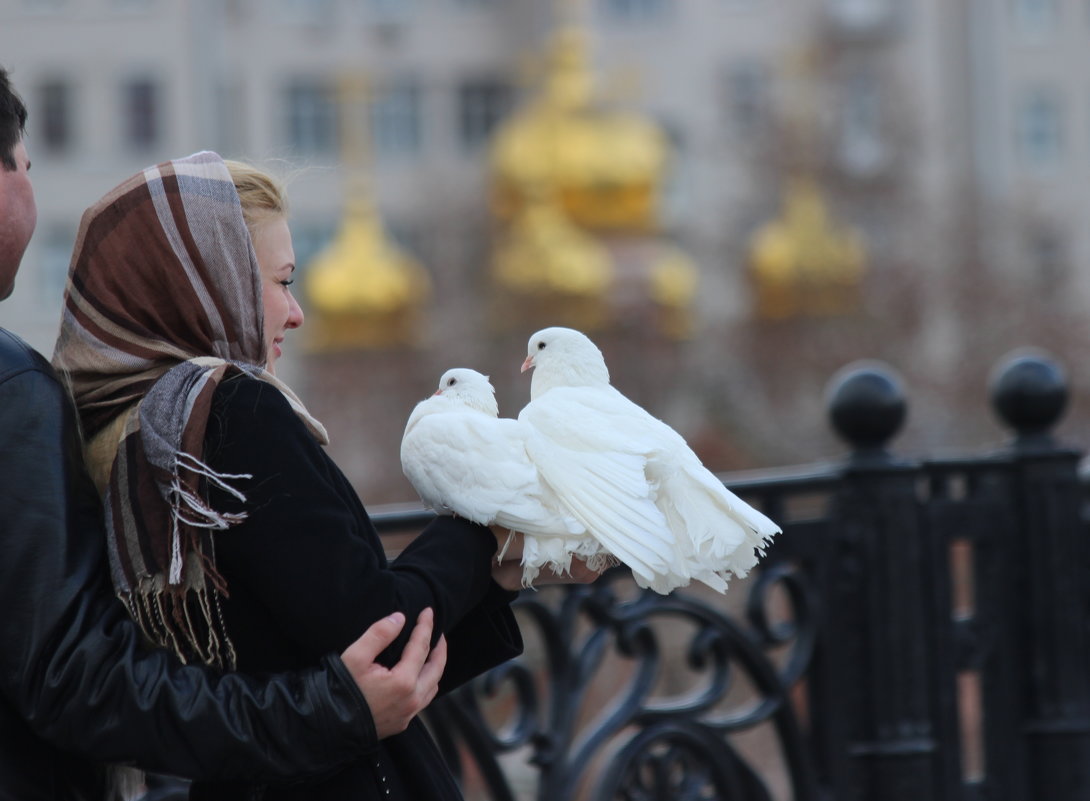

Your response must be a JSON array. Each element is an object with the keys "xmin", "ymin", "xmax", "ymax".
[{"xmin": 189, "ymin": 374, "xmax": 523, "ymax": 801}]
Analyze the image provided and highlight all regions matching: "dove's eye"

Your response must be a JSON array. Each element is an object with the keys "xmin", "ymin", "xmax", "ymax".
[
  {"xmin": 447, "ymin": 378, "xmax": 457, "ymax": 387},
  {"xmin": 537, "ymin": 341, "xmax": 546, "ymax": 350}
]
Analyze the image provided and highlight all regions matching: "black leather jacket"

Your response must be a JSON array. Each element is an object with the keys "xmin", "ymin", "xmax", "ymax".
[{"xmin": 0, "ymin": 328, "xmax": 377, "ymax": 801}]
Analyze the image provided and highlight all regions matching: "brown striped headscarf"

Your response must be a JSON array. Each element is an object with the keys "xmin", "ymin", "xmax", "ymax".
[{"xmin": 53, "ymin": 151, "xmax": 327, "ymax": 667}]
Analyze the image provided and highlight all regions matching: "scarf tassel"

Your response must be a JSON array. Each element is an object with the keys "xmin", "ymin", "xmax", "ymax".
[
  {"xmin": 123, "ymin": 582, "xmax": 237, "ymax": 670},
  {"xmin": 165, "ymin": 452, "xmax": 251, "ymax": 585}
]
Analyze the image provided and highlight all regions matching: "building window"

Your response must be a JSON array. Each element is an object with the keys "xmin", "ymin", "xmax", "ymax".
[
  {"xmin": 213, "ymin": 80, "xmax": 246, "ymax": 157},
  {"xmin": 386, "ymin": 218, "xmax": 425, "ymax": 258},
  {"xmin": 21, "ymin": 0, "xmax": 67, "ymax": 12},
  {"xmin": 39, "ymin": 222, "xmax": 75, "ymax": 305},
  {"xmin": 39, "ymin": 79, "xmax": 73, "ymax": 154},
  {"xmin": 111, "ymin": 0, "xmax": 156, "ymax": 11},
  {"xmin": 1015, "ymin": 88, "xmax": 1062, "ymax": 167},
  {"xmin": 827, "ymin": 0, "xmax": 893, "ymax": 28},
  {"xmin": 723, "ymin": 62, "xmax": 768, "ymax": 140},
  {"xmin": 1027, "ymin": 229, "xmax": 1066, "ymax": 288},
  {"xmin": 1010, "ymin": 0, "xmax": 1059, "ymax": 34},
  {"xmin": 836, "ymin": 72, "xmax": 887, "ymax": 177},
  {"xmin": 370, "ymin": 82, "xmax": 422, "ymax": 159},
  {"xmin": 291, "ymin": 221, "xmax": 337, "ymax": 276},
  {"xmin": 457, "ymin": 79, "xmax": 513, "ymax": 150},
  {"xmin": 122, "ymin": 77, "xmax": 161, "ymax": 152},
  {"xmin": 282, "ymin": 0, "xmax": 334, "ymax": 23},
  {"xmin": 284, "ymin": 80, "xmax": 338, "ymax": 157},
  {"xmin": 367, "ymin": 0, "xmax": 411, "ymax": 19},
  {"xmin": 600, "ymin": 0, "xmax": 667, "ymax": 20}
]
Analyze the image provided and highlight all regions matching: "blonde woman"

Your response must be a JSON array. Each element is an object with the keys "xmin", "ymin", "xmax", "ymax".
[{"xmin": 55, "ymin": 151, "xmax": 595, "ymax": 800}]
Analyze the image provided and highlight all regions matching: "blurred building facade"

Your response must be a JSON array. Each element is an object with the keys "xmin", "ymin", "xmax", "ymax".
[{"xmin": 3, "ymin": 0, "xmax": 1090, "ymax": 500}]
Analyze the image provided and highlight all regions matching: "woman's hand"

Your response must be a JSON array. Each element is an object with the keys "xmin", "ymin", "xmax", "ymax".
[{"xmin": 339, "ymin": 608, "xmax": 447, "ymax": 739}]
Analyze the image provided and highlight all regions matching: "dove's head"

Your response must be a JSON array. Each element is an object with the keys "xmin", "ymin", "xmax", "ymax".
[
  {"xmin": 522, "ymin": 327, "xmax": 610, "ymax": 399},
  {"xmin": 434, "ymin": 368, "xmax": 499, "ymax": 417}
]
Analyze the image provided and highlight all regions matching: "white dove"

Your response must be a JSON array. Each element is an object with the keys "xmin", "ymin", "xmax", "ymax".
[
  {"xmin": 400, "ymin": 368, "xmax": 609, "ymax": 585},
  {"xmin": 518, "ymin": 327, "xmax": 781, "ymax": 594}
]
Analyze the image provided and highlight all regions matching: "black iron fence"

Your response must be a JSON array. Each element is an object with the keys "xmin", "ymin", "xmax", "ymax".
[{"xmin": 372, "ymin": 349, "xmax": 1090, "ymax": 801}]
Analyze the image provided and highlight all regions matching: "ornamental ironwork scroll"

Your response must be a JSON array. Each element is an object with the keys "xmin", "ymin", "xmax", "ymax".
[{"xmin": 425, "ymin": 562, "xmax": 819, "ymax": 801}]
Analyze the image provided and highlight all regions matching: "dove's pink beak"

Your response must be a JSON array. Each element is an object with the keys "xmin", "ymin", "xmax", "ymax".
[
  {"xmin": 433, "ymin": 389, "xmax": 443, "ymax": 396},
  {"xmin": 521, "ymin": 355, "xmax": 535, "ymax": 373}
]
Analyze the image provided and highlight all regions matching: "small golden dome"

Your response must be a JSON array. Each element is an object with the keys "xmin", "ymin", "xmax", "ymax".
[
  {"xmin": 649, "ymin": 245, "xmax": 698, "ymax": 309},
  {"xmin": 492, "ymin": 185, "xmax": 613, "ymax": 331},
  {"xmin": 648, "ymin": 244, "xmax": 699, "ymax": 339},
  {"xmin": 305, "ymin": 192, "xmax": 432, "ymax": 350},
  {"xmin": 748, "ymin": 176, "xmax": 865, "ymax": 320},
  {"xmin": 490, "ymin": 24, "xmax": 668, "ymax": 233}
]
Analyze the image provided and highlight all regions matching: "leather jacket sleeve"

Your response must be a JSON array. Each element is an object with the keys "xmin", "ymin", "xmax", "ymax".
[{"xmin": 0, "ymin": 332, "xmax": 378, "ymax": 782}]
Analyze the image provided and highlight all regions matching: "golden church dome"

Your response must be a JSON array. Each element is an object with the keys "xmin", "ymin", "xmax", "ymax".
[
  {"xmin": 748, "ymin": 176, "xmax": 865, "ymax": 320},
  {"xmin": 305, "ymin": 192, "xmax": 432, "ymax": 350},
  {"xmin": 490, "ymin": 25, "xmax": 668, "ymax": 233}
]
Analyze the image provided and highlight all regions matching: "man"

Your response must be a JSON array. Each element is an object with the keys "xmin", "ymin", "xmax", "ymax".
[{"xmin": 0, "ymin": 66, "xmax": 447, "ymax": 800}]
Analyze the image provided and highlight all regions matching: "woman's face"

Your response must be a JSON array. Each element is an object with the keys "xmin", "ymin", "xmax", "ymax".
[{"xmin": 253, "ymin": 215, "xmax": 303, "ymax": 374}]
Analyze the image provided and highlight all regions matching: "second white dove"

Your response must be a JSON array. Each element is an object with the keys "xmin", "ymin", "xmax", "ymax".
[{"xmin": 518, "ymin": 326, "xmax": 781, "ymax": 594}]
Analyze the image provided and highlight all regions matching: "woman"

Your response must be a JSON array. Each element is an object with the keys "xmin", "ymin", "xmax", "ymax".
[{"xmin": 53, "ymin": 151, "xmax": 587, "ymax": 800}]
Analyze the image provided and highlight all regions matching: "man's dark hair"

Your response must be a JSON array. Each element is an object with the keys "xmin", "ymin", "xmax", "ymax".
[{"xmin": 0, "ymin": 67, "xmax": 28, "ymax": 171}]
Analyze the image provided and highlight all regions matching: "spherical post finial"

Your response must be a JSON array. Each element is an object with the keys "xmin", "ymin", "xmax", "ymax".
[
  {"xmin": 826, "ymin": 360, "xmax": 907, "ymax": 462},
  {"xmin": 989, "ymin": 349, "xmax": 1068, "ymax": 449}
]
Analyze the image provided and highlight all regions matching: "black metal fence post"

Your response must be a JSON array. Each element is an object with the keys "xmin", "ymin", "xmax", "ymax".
[
  {"xmin": 819, "ymin": 363, "xmax": 959, "ymax": 801},
  {"xmin": 989, "ymin": 351, "xmax": 1090, "ymax": 800}
]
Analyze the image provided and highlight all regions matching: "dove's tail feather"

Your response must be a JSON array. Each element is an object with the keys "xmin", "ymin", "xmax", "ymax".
[
  {"xmin": 632, "ymin": 568, "xmax": 696, "ymax": 594},
  {"xmin": 649, "ymin": 462, "xmax": 781, "ymax": 591},
  {"xmin": 689, "ymin": 568, "xmax": 731, "ymax": 594},
  {"xmin": 521, "ymin": 535, "xmax": 612, "ymax": 588},
  {"xmin": 688, "ymin": 459, "xmax": 780, "ymax": 539}
]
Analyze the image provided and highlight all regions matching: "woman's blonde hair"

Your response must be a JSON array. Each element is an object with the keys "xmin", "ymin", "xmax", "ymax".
[{"xmin": 223, "ymin": 159, "xmax": 287, "ymax": 238}]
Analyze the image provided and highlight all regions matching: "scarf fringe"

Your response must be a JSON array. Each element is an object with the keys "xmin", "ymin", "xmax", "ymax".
[
  {"xmin": 166, "ymin": 451, "xmax": 251, "ymax": 585},
  {"xmin": 123, "ymin": 579, "xmax": 237, "ymax": 670}
]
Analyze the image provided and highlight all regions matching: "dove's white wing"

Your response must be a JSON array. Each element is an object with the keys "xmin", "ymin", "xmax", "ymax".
[
  {"xmin": 573, "ymin": 388, "xmax": 779, "ymax": 541},
  {"xmin": 577, "ymin": 389, "xmax": 781, "ymax": 577},
  {"xmin": 522, "ymin": 384, "xmax": 780, "ymax": 591},
  {"xmin": 519, "ymin": 387, "xmax": 684, "ymax": 588},
  {"xmin": 401, "ymin": 401, "xmax": 581, "ymax": 538},
  {"xmin": 576, "ymin": 385, "xmax": 779, "ymax": 578},
  {"xmin": 648, "ymin": 455, "xmax": 774, "ymax": 585}
]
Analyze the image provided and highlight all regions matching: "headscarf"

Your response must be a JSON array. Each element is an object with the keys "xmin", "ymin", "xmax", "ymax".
[{"xmin": 52, "ymin": 151, "xmax": 327, "ymax": 667}]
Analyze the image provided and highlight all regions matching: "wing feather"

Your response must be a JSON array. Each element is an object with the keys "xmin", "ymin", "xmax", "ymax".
[
  {"xmin": 521, "ymin": 402, "xmax": 680, "ymax": 585},
  {"xmin": 520, "ymin": 383, "xmax": 780, "ymax": 589}
]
